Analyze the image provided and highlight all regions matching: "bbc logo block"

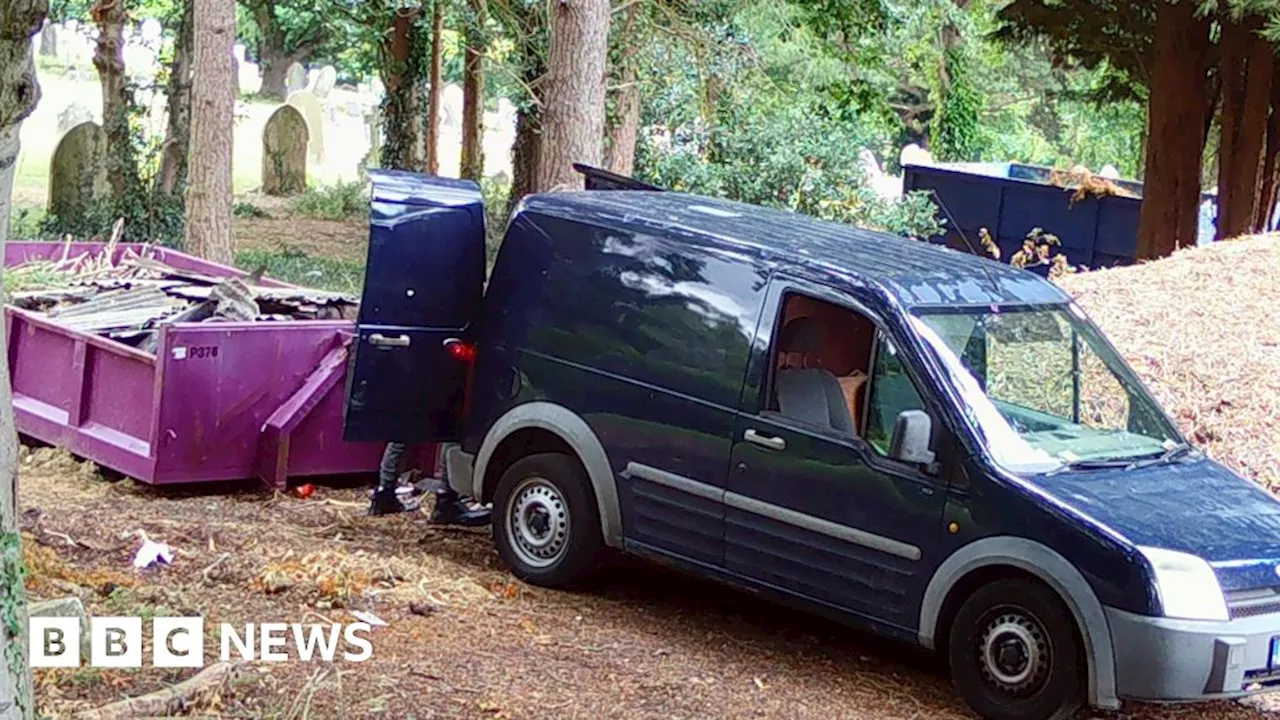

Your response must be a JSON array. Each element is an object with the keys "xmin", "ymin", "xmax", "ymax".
[{"xmin": 30, "ymin": 616, "xmax": 371, "ymax": 667}]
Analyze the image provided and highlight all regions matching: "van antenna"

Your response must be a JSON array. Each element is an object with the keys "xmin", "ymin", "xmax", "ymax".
[{"xmin": 921, "ymin": 188, "xmax": 1007, "ymax": 294}]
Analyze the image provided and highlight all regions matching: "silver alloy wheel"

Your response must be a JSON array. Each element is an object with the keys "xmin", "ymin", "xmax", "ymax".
[
  {"xmin": 978, "ymin": 609, "xmax": 1052, "ymax": 696},
  {"xmin": 504, "ymin": 476, "xmax": 570, "ymax": 569}
]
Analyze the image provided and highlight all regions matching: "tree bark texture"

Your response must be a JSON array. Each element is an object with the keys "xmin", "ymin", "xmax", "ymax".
[
  {"xmin": 426, "ymin": 0, "xmax": 444, "ymax": 175},
  {"xmin": 461, "ymin": 0, "xmax": 487, "ymax": 181},
  {"xmin": 1216, "ymin": 16, "xmax": 1273, "ymax": 240},
  {"xmin": 92, "ymin": 0, "xmax": 134, "ymax": 203},
  {"xmin": 379, "ymin": 9, "xmax": 424, "ymax": 171},
  {"xmin": 0, "ymin": 1, "xmax": 46, "ymax": 717},
  {"xmin": 185, "ymin": 0, "xmax": 236, "ymax": 265},
  {"xmin": 1257, "ymin": 59, "xmax": 1280, "ymax": 232},
  {"xmin": 535, "ymin": 0, "xmax": 610, "ymax": 192},
  {"xmin": 604, "ymin": 1, "xmax": 640, "ymax": 176},
  {"xmin": 156, "ymin": 0, "xmax": 193, "ymax": 195},
  {"xmin": 1135, "ymin": 2, "xmax": 1210, "ymax": 260}
]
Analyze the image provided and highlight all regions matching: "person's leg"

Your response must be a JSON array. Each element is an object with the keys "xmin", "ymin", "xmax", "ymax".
[
  {"xmin": 368, "ymin": 442, "xmax": 418, "ymax": 516},
  {"xmin": 428, "ymin": 443, "xmax": 491, "ymax": 527}
]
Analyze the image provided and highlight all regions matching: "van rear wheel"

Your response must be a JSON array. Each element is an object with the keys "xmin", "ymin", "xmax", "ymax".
[
  {"xmin": 492, "ymin": 453, "xmax": 602, "ymax": 588},
  {"xmin": 948, "ymin": 579, "xmax": 1084, "ymax": 720}
]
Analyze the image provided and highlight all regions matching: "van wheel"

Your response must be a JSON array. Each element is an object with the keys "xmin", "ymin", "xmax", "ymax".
[
  {"xmin": 948, "ymin": 579, "xmax": 1084, "ymax": 720},
  {"xmin": 492, "ymin": 453, "xmax": 602, "ymax": 588}
]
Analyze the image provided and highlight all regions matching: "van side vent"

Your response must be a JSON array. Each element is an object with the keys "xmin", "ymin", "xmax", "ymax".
[{"xmin": 1226, "ymin": 587, "xmax": 1280, "ymax": 619}]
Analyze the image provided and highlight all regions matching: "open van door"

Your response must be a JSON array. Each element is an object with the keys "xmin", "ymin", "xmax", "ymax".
[{"xmin": 342, "ymin": 170, "xmax": 486, "ymax": 443}]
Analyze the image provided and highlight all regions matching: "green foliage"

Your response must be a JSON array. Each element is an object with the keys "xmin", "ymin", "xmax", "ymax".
[
  {"xmin": 0, "ymin": 532, "xmax": 29, "ymax": 717},
  {"xmin": 8, "ymin": 208, "xmax": 48, "ymax": 241},
  {"xmin": 930, "ymin": 47, "xmax": 982, "ymax": 162},
  {"xmin": 233, "ymin": 201, "xmax": 272, "ymax": 219},
  {"xmin": 289, "ymin": 181, "xmax": 369, "ymax": 220},
  {"xmin": 481, "ymin": 176, "xmax": 511, "ymax": 270},
  {"xmin": 236, "ymin": 246, "xmax": 365, "ymax": 293}
]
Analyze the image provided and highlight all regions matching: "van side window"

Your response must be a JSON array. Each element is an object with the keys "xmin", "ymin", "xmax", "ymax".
[
  {"xmin": 768, "ymin": 293, "xmax": 876, "ymax": 437},
  {"xmin": 864, "ymin": 333, "xmax": 929, "ymax": 456}
]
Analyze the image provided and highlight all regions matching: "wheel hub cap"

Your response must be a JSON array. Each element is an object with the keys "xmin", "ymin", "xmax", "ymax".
[
  {"xmin": 506, "ymin": 478, "xmax": 569, "ymax": 568},
  {"xmin": 978, "ymin": 611, "xmax": 1051, "ymax": 696}
]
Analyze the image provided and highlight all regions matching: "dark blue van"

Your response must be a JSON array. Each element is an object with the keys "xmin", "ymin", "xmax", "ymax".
[{"xmin": 344, "ymin": 169, "xmax": 1280, "ymax": 720}]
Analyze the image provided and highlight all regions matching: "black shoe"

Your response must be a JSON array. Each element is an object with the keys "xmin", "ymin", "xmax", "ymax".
[
  {"xmin": 429, "ymin": 496, "xmax": 491, "ymax": 527},
  {"xmin": 368, "ymin": 489, "xmax": 421, "ymax": 516}
]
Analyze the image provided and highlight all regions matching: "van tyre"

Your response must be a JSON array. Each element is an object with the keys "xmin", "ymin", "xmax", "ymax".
[
  {"xmin": 493, "ymin": 453, "xmax": 603, "ymax": 588},
  {"xmin": 948, "ymin": 579, "xmax": 1084, "ymax": 720}
]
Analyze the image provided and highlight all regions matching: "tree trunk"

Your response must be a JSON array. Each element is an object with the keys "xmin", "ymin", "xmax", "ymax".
[
  {"xmin": 379, "ymin": 9, "xmax": 424, "ymax": 171},
  {"xmin": 257, "ymin": 46, "xmax": 289, "ymax": 100},
  {"xmin": 1216, "ymin": 17, "xmax": 1273, "ymax": 240},
  {"xmin": 425, "ymin": 0, "xmax": 444, "ymax": 175},
  {"xmin": 185, "ymin": 0, "xmax": 235, "ymax": 265},
  {"xmin": 604, "ymin": 1, "xmax": 640, "ymax": 176},
  {"xmin": 92, "ymin": 0, "xmax": 134, "ymax": 203},
  {"xmin": 1257, "ymin": 60, "xmax": 1280, "ymax": 232},
  {"xmin": 535, "ymin": 0, "xmax": 610, "ymax": 191},
  {"xmin": 0, "ymin": 2, "xmax": 46, "ymax": 718},
  {"xmin": 461, "ymin": 0, "xmax": 486, "ymax": 181},
  {"xmin": 1135, "ymin": 2, "xmax": 1210, "ymax": 259},
  {"xmin": 156, "ymin": 0, "xmax": 193, "ymax": 195},
  {"xmin": 510, "ymin": 102, "xmax": 542, "ymax": 206}
]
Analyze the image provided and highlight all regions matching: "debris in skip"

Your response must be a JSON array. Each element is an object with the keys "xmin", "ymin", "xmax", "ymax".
[{"xmin": 4, "ymin": 236, "xmax": 357, "ymax": 351}]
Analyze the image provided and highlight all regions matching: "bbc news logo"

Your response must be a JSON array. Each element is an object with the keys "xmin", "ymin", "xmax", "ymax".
[{"xmin": 30, "ymin": 617, "xmax": 373, "ymax": 668}]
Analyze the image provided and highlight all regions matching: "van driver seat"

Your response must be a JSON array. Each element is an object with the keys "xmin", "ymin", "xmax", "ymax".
[{"xmin": 775, "ymin": 317, "xmax": 855, "ymax": 434}]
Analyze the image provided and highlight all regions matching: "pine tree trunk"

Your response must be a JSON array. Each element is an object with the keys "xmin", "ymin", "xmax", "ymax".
[
  {"xmin": 461, "ymin": 0, "xmax": 486, "ymax": 181},
  {"xmin": 510, "ymin": 101, "xmax": 542, "ymax": 205},
  {"xmin": 1135, "ymin": 2, "xmax": 1210, "ymax": 259},
  {"xmin": 92, "ymin": 0, "xmax": 134, "ymax": 204},
  {"xmin": 156, "ymin": 0, "xmax": 193, "ymax": 195},
  {"xmin": 0, "ymin": 2, "xmax": 46, "ymax": 717},
  {"xmin": 604, "ymin": 1, "xmax": 640, "ymax": 177},
  {"xmin": 1217, "ymin": 17, "xmax": 1273, "ymax": 240},
  {"xmin": 257, "ymin": 48, "xmax": 289, "ymax": 100},
  {"xmin": 1257, "ymin": 62, "xmax": 1280, "ymax": 232},
  {"xmin": 535, "ymin": 0, "xmax": 609, "ymax": 191},
  {"xmin": 425, "ymin": 0, "xmax": 444, "ymax": 175},
  {"xmin": 185, "ymin": 0, "xmax": 235, "ymax": 264}
]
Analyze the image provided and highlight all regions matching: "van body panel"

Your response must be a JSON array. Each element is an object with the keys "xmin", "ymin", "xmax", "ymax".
[
  {"xmin": 343, "ymin": 170, "xmax": 485, "ymax": 443},
  {"xmin": 468, "ymin": 209, "xmax": 769, "ymax": 565}
]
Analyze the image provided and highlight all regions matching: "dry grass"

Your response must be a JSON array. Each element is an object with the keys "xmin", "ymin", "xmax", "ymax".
[{"xmin": 1059, "ymin": 234, "xmax": 1280, "ymax": 490}]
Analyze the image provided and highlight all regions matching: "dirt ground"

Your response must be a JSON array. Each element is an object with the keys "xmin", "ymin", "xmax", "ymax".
[{"xmin": 18, "ymin": 446, "xmax": 1273, "ymax": 720}]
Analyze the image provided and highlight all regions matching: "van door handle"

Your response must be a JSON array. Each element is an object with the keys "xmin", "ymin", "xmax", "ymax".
[
  {"xmin": 369, "ymin": 333, "xmax": 411, "ymax": 348},
  {"xmin": 744, "ymin": 429, "xmax": 786, "ymax": 451}
]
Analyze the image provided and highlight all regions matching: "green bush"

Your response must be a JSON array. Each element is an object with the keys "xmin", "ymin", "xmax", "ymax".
[
  {"xmin": 8, "ymin": 207, "xmax": 49, "ymax": 240},
  {"xmin": 233, "ymin": 201, "xmax": 271, "ymax": 219},
  {"xmin": 237, "ymin": 245, "xmax": 365, "ymax": 294},
  {"xmin": 290, "ymin": 181, "xmax": 370, "ymax": 221}
]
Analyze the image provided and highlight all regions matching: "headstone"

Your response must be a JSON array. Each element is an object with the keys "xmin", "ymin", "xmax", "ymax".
[
  {"xmin": 1099, "ymin": 164, "xmax": 1120, "ymax": 180},
  {"xmin": 285, "ymin": 62, "xmax": 307, "ymax": 96},
  {"xmin": 313, "ymin": 65, "xmax": 337, "ymax": 99},
  {"xmin": 48, "ymin": 122, "xmax": 111, "ymax": 226},
  {"xmin": 56, "ymin": 102, "xmax": 94, "ymax": 135},
  {"xmin": 262, "ymin": 105, "xmax": 309, "ymax": 195},
  {"xmin": 39, "ymin": 19, "xmax": 57, "ymax": 57},
  {"xmin": 286, "ymin": 89, "xmax": 325, "ymax": 165},
  {"xmin": 900, "ymin": 143, "xmax": 933, "ymax": 168},
  {"xmin": 441, "ymin": 83, "xmax": 464, "ymax": 128}
]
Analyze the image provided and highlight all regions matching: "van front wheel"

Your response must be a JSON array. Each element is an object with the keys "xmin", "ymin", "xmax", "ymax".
[
  {"xmin": 948, "ymin": 579, "xmax": 1084, "ymax": 720},
  {"xmin": 492, "ymin": 453, "xmax": 603, "ymax": 588}
]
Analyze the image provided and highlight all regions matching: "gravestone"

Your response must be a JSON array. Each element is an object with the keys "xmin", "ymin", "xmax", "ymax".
[
  {"xmin": 262, "ymin": 105, "xmax": 309, "ymax": 195},
  {"xmin": 56, "ymin": 102, "xmax": 94, "ymax": 134},
  {"xmin": 441, "ymin": 83, "xmax": 463, "ymax": 128},
  {"xmin": 47, "ymin": 122, "xmax": 110, "ymax": 227},
  {"xmin": 38, "ymin": 20, "xmax": 57, "ymax": 57},
  {"xmin": 313, "ymin": 65, "xmax": 337, "ymax": 99},
  {"xmin": 286, "ymin": 89, "xmax": 325, "ymax": 165},
  {"xmin": 285, "ymin": 62, "xmax": 307, "ymax": 96}
]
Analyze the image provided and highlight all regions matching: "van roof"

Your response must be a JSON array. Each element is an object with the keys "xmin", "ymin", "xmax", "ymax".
[{"xmin": 521, "ymin": 190, "xmax": 1071, "ymax": 308}]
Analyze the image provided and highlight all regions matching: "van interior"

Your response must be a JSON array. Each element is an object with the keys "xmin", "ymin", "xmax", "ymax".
[{"xmin": 771, "ymin": 293, "xmax": 877, "ymax": 439}]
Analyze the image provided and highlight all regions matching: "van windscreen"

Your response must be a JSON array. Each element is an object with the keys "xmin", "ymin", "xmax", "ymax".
[{"xmin": 909, "ymin": 304, "xmax": 1186, "ymax": 475}]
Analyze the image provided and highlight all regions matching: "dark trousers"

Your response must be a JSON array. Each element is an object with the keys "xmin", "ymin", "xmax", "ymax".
[{"xmin": 376, "ymin": 442, "xmax": 461, "ymax": 500}]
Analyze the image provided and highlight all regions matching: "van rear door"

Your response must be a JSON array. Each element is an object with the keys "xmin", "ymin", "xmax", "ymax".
[{"xmin": 342, "ymin": 170, "xmax": 486, "ymax": 443}]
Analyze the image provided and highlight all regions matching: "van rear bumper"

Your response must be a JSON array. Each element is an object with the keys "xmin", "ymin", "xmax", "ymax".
[{"xmin": 1107, "ymin": 606, "xmax": 1280, "ymax": 701}]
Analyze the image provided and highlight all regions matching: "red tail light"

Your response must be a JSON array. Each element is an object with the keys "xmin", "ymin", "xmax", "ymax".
[{"xmin": 445, "ymin": 339, "xmax": 477, "ymax": 364}]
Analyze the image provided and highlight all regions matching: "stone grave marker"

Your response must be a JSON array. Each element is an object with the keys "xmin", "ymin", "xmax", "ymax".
[
  {"xmin": 287, "ymin": 89, "xmax": 325, "ymax": 165},
  {"xmin": 313, "ymin": 65, "xmax": 337, "ymax": 99},
  {"xmin": 47, "ymin": 122, "xmax": 110, "ymax": 227},
  {"xmin": 441, "ymin": 83, "xmax": 463, "ymax": 128},
  {"xmin": 262, "ymin": 105, "xmax": 309, "ymax": 196},
  {"xmin": 285, "ymin": 62, "xmax": 307, "ymax": 96}
]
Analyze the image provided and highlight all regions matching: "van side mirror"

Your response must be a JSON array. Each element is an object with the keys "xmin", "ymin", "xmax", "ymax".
[{"xmin": 890, "ymin": 410, "xmax": 936, "ymax": 469}]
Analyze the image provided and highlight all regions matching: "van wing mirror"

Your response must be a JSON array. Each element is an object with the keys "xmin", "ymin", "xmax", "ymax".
[{"xmin": 889, "ymin": 410, "xmax": 937, "ymax": 469}]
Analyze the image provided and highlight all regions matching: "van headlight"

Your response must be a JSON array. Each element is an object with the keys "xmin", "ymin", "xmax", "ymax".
[{"xmin": 1138, "ymin": 546, "xmax": 1229, "ymax": 622}]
